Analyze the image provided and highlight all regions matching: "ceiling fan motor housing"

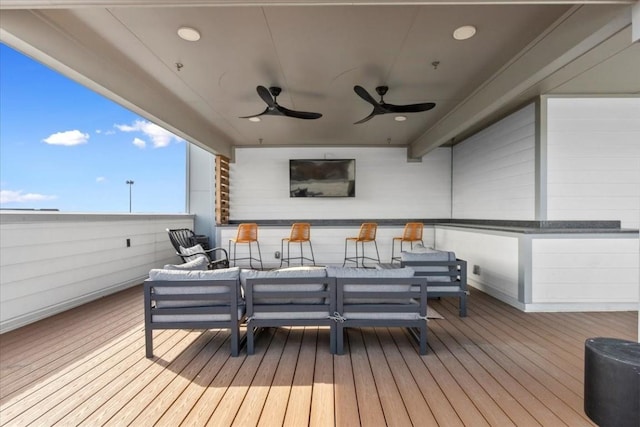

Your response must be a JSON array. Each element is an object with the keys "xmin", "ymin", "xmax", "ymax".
[{"xmin": 269, "ymin": 86, "xmax": 282, "ymax": 97}]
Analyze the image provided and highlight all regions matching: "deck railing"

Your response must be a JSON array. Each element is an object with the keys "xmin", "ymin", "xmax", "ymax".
[{"xmin": 0, "ymin": 211, "xmax": 194, "ymax": 333}]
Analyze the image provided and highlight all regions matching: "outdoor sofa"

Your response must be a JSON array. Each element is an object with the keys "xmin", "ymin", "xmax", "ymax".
[
  {"xmin": 398, "ymin": 246, "xmax": 468, "ymax": 317},
  {"xmin": 144, "ymin": 247, "xmax": 466, "ymax": 356}
]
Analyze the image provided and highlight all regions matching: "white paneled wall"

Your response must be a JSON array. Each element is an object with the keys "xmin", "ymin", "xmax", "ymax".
[
  {"xmin": 436, "ymin": 225, "xmax": 639, "ymax": 312},
  {"xmin": 452, "ymin": 103, "xmax": 536, "ymax": 220},
  {"xmin": 0, "ymin": 212, "xmax": 193, "ymax": 333},
  {"xmin": 531, "ymin": 237, "xmax": 639, "ymax": 309},
  {"xmin": 435, "ymin": 227, "xmax": 521, "ymax": 306},
  {"xmin": 546, "ymin": 97, "xmax": 640, "ymax": 229},
  {"xmin": 229, "ymin": 146, "xmax": 451, "ymax": 220}
]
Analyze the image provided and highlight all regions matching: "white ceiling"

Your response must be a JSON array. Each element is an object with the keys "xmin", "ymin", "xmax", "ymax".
[{"xmin": 1, "ymin": 1, "xmax": 638, "ymax": 158}]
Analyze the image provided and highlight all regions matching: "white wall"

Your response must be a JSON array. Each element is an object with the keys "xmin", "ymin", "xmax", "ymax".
[
  {"xmin": 531, "ymin": 236, "xmax": 639, "ymax": 310},
  {"xmin": 436, "ymin": 225, "xmax": 639, "ymax": 312},
  {"xmin": 546, "ymin": 97, "xmax": 640, "ymax": 229},
  {"xmin": 0, "ymin": 212, "xmax": 193, "ymax": 333},
  {"xmin": 452, "ymin": 103, "xmax": 536, "ymax": 220},
  {"xmin": 435, "ymin": 227, "xmax": 522, "ymax": 308},
  {"xmin": 230, "ymin": 146, "xmax": 451, "ymax": 220}
]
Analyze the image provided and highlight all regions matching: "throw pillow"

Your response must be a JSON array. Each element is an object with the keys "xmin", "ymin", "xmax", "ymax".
[
  {"xmin": 163, "ymin": 255, "xmax": 209, "ymax": 271},
  {"xmin": 179, "ymin": 244, "xmax": 205, "ymax": 262}
]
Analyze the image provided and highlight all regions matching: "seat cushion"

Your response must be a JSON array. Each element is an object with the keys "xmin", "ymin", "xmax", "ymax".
[
  {"xmin": 328, "ymin": 266, "xmax": 415, "ymax": 304},
  {"xmin": 344, "ymin": 301, "xmax": 422, "ymax": 320},
  {"xmin": 250, "ymin": 310, "xmax": 329, "ymax": 320},
  {"xmin": 401, "ymin": 250, "xmax": 456, "ymax": 282},
  {"xmin": 149, "ymin": 267, "xmax": 241, "ymax": 308},
  {"xmin": 241, "ymin": 266, "xmax": 328, "ymax": 304},
  {"xmin": 152, "ymin": 306, "xmax": 245, "ymax": 323}
]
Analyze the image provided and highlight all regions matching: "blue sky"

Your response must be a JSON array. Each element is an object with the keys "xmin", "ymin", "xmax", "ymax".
[{"xmin": 0, "ymin": 43, "xmax": 186, "ymax": 213}]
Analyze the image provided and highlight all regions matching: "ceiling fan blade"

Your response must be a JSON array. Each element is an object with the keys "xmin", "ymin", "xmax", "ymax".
[
  {"xmin": 353, "ymin": 110, "xmax": 378, "ymax": 124},
  {"xmin": 278, "ymin": 105, "xmax": 322, "ymax": 120},
  {"xmin": 384, "ymin": 102, "xmax": 436, "ymax": 113},
  {"xmin": 238, "ymin": 106, "xmax": 271, "ymax": 119},
  {"xmin": 353, "ymin": 85, "xmax": 380, "ymax": 107},
  {"xmin": 256, "ymin": 85, "xmax": 276, "ymax": 107}
]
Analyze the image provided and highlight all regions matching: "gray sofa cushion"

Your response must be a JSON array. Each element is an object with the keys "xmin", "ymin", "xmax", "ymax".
[
  {"xmin": 250, "ymin": 310, "xmax": 329, "ymax": 320},
  {"xmin": 241, "ymin": 266, "xmax": 328, "ymax": 304},
  {"xmin": 328, "ymin": 266, "xmax": 415, "ymax": 304},
  {"xmin": 327, "ymin": 266, "xmax": 415, "ymax": 279},
  {"xmin": 152, "ymin": 306, "xmax": 245, "ymax": 322},
  {"xmin": 344, "ymin": 300, "xmax": 422, "ymax": 320},
  {"xmin": 148, "ymin": 267, "xmax": 241, "ymax": 308},
  {"xmin": 401, "ymin": 250, "xmax": 456, "ymax": 282},
  {"xmin": 149, "ymin": 267, "xmax": 240, "ymax": 281}
]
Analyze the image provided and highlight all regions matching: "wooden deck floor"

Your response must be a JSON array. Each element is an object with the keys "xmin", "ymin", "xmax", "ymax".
[{"xmin": 0, "ymin": 286, "xmax": 637, "ymax": 427}]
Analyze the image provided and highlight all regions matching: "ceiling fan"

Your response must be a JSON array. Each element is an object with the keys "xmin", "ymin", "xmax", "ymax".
[
  {"xmin": 353, "ymin": 85, "xmax": 436, "ymax": 124},
  {"xmin": 240, "ymin": 86, "xmax": 322, "ymax": 120}
]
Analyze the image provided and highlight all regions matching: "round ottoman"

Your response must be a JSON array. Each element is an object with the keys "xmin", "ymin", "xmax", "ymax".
[{"xmin": 584, "ymin": 337, "xmax": 640, "ymax": 427}]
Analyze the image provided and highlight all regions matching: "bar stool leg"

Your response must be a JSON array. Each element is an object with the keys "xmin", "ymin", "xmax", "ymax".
[
  {"xmin": 373, "ymin": 240, "xmax": 380, "ymax": 264},
  {"xmin": 308, "ymin": 240, "xmax": 316, "ymax": 265},
  {"xmin": 279, "ymin": 239, "xmax": 285, "ymax": 268},
  {"xmin": 391, "ymin": 238, "xmax": 397, "ymax": 263},
  {"xmin": 343, "ymin": 240, "xmax": 349, "ymax": 267},
  {"xmin": 256, "ymin": 241, "xmax": 264, "ymax": 270}
]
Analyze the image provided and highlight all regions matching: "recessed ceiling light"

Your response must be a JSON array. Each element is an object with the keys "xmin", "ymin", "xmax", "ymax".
[
  {"xmin": 177, "ymin": 27, "xmax": 201, "ymax": 42},
  {"xmin": 453, "ymin": 25, "xmax": 476, "ymax": 41},
  {"xmin": 394, "ymin": 115, "xmax": 407, "ymax": 122},
  {"xmin": 248, "ymin": 117, "xmax": 261, "ymax": 122}
]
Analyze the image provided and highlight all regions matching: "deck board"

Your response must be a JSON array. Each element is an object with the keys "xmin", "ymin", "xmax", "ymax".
[
  {"xmin": 256, "ymin": 328, "xmax": 301, "ymax": 427},
  {"xmin": 0, "ymin": 285, "xmax": 636, "ymax": 426}
]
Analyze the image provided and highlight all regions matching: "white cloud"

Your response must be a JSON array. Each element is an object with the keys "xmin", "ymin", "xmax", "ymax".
[
  {"xmin": 43, "ymin": 130, "xmax": 89, "ymax": 146},
  {"xmin": 95, "ymin": 129, "xmax": 102, "ymax": 134},
  {"xmin": 114, "ymin": 119, "xmax": 184, "ymax": 148},
  {"xmin": 0, "ymin": 189, "xmax": 57, "ymax": 204},
  {"xmin": 132, "ymin": 137, "xmax": 146, "ymax": 149},
  {"xmin": 96, "ymin": 177, "xmax": 107, "ymax": 183}
]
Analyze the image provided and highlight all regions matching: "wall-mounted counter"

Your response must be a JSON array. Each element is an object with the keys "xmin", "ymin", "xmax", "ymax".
[
  {"xmin": 435, "ymin": 222, "xmax": 638, "ymax": 313},
  {"xmin": 217, "ymin": 219, "xmax": 638, "ymax": 312}
]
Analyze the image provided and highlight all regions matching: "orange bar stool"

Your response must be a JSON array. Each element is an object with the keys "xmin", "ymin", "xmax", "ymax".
[
  {"xmin": 343, "ymin": 222, "xmax": 380, "ymax": 268},
  {"xmin": 228, "ymin": 223, "xmax": 263, "ymax": 270},
  {"xmin": 280, "ymin": 223, "xmax": 316, "ymax": 267},
  {"xmin": 391, "ymin": 222, "xmax": 424, "ymax": 263}
]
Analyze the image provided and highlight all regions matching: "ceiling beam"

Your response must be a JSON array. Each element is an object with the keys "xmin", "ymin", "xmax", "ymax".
[
  {"xmin": 408, "ymin": 3, "xmax": 633, "ymax": 158},
  {"xmin": 0, "ymin": 0, "xmax": 637, "ymax": 9}
]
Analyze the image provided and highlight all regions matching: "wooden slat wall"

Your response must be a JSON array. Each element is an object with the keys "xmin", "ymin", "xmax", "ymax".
[{"xmin": 1, "ymin": 285, "xmax": 637, "ymax": 426}]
